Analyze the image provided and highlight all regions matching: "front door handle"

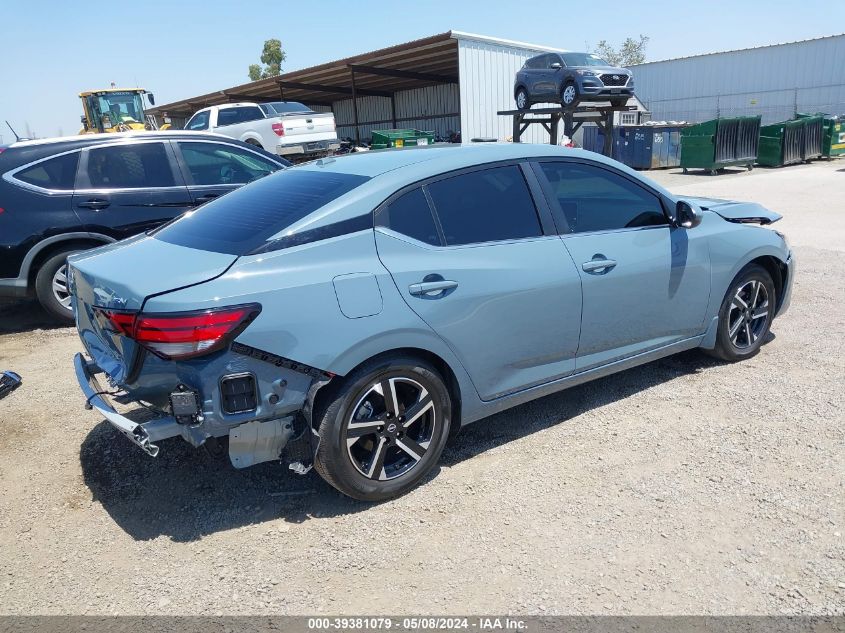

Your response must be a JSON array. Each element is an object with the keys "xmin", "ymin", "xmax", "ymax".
[
  {"xmin": 77, "ymin": 199, "xmax": 110, "ymax": 210},
  {"xmin": 582, "ymin": 256, "xmax": 617, "ymax": 274},
  {"xmin": 408, "ymin": 280, "xmax": 458, "ymax": 297},
  {"xmin": 195, "ymin": 194, "xmax": 219, "ymax": 204}
]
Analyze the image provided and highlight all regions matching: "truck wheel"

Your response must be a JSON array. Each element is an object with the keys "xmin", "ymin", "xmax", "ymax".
[
  {"xmin": 313, "ymin": 355, "xmax": 452, "ymax": 501},
  {"xmin": 35, "ymin": 249, "xmax": 82, "ymax": 324},
  {"xmin": 244, "ymin": 139, "xmax": 262, "ymax": 147}
]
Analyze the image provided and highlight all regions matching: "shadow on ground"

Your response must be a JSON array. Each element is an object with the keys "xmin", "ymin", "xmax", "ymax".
[
  {"xmin": 0, "ymin": 299, "xmax": 67, "ymax": 335},
  {"xmin": 80, "ymin": 349, "xmax": 726, "ymax": 542}
]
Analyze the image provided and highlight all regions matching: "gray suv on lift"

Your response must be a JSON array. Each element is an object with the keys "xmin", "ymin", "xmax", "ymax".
[{"xmin": 514, "ymin": 52, "xmax": 634, "ymax": 110}]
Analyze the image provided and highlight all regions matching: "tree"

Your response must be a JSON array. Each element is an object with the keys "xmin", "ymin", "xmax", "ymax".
[
  {"xmin": 594, "ymin": 35, "xmax": 650, "ymax": 67},
  {"xmin": 248, "ymin": 39, "xmax": 286, "ymax": 81}
]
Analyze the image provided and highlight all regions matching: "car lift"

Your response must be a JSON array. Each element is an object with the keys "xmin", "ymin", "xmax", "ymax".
[{"xmin": 497, "ymin": 103, "xmax": 636, "ymax": 157}]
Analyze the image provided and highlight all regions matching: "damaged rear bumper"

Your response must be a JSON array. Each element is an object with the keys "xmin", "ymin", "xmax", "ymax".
[{"xmin": 74, "ymin": 353, "xmax": 182, "ymax": 457}]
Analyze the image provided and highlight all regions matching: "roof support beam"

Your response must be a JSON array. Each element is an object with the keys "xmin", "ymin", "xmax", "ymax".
[
  {"xmin": 347, "ymin": 63, "xmax": 457, "ymax": 84},
  {"xmin": 278, "ymin": 80, "xmax": 392, "ymax": 98}
]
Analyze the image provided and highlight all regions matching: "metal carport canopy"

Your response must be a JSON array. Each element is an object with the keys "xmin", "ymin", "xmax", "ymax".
[{"xmin": 147, "ymin": 31, "xmax": 460, "ymax": 140}]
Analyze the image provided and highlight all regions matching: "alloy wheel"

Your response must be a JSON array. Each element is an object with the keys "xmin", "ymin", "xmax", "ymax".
[
  {"xmin": 727, "ymin": 279, "xmax": 769, "ymax": 349},
  {"xmin": 562, "ymin": 85, "xmax": 577, "ymax": 105},
  {"xmin": 345, "ymin": 376, "xmax": 437, "ymax": 481},
  {"xmin": 516, "ymin": 90, "xmax": 527, "ymax": 109},
  {"xmin": 52, "ymin": 264, "xmax": 72, "ymax": 311}
]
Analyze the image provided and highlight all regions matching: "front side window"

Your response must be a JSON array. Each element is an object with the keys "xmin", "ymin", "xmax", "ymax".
[
  {"xmin": 85, "ymin": 143, "xmax": 176, "ymax": 189},
  {"xmin": 153, "ymin": 168, "xmax": 369, "ymax": 255},
  {"xmin": 178, "ymin": 142, "xmax": 280, "ymax": 185},
  {"xmin": 14, "ymin": 152, "xmax": 79, "ymax": 190},
  {"xmin": 539, "ymin": 162, "xmax": 667, "ymax": 234},
  {"xmin": 426, "ymin": 165, "xmax": 542, "ymax": 246},
  {"xmin": 185, "ymin": 111, "xmax": 209, "ymax": 131},
  {"xmin": 377, "ymin": 187, "xmax": 440, "ymax": 246}
]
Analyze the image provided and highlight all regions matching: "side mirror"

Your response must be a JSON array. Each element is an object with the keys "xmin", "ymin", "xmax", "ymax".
[
  {"xmin": 675, "ymin": 200, "xmax": 702, "ymax": 229},
  {"xmin": 147, "ymin": 93, "xmax": 155, "ymax": 106},
  {"xmin": 550, "ymin": 62, "xmax": 562, "ymax": 70}
]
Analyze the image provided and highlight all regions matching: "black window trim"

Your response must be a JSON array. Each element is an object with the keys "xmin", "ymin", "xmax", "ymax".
[
  {"xmin": 2, "ymin": 148, "xmax": 82, "ymax": 195},
  {"xmin": 170, "ymin": 138, "xmax": 285, "ymax": 188},
  {"xmin": 373, "ymin": 159, "xmax": 557, "ymax": 249},
  {"xmin": 75, "ymin": 139, "xmax": 185, "ymax": 193},
  {"xmin": 529, "ymin": 157, "xmax": 674, "ymax": 237}
]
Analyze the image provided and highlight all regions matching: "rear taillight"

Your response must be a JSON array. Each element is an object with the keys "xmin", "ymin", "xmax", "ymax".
[
  {"xmin": 271, "ymin": 122, "xmax": 285, "ymax": 137},
  {"xmin": 97, "ymin": 304, "xmax": 261, "ymax": 360}
]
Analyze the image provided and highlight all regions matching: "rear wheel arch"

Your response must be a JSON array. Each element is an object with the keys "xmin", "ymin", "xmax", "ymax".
[
  {"xmin": 26, "ymin": 235, "xmax": 113, "ymax": 287},
  {"xmin": 311, "ymin": 347, "xmax": 463, "ymax": 436}
]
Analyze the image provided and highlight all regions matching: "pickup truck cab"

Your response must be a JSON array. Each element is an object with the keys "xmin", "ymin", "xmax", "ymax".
[{"xmin": 184, "ymin": 102, "xmax": 340, "ymax": 161}]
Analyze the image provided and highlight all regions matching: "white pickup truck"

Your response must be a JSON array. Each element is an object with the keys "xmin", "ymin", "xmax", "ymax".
[{"xmin": 184, "ymin": 102, "xmax": 340, "ymax": 161}]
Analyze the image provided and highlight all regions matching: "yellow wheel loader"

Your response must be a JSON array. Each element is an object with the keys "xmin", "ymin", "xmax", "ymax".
[{"xmin": 78, "ymin": 88, "xmax": 170, "ymax": 134}]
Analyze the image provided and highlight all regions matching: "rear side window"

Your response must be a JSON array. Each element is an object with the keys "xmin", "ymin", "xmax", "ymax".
[
  {"xmin": 185, "ymin": 111, "xmax": 209, "ymax": 131},
  {"xmin": 377, "ymin": 188, "xmax": 440, "ymax": 246},
  {"xmin": 216, "ymin": 109, "xmax": 239, "ymax": 127},
  {"xmin": 426, "ymin": 165, "xmax": 542, "ymax": 246},
  {"xmin": 14, "ymin": 152, "xmax": 79, "ymax": 190},
  {"xmin": 85, "ymin": 143, "xmax": 176, "ymax": 189},
  {"xmin": 178, "ymin": 142, "xmax": 280, "ymax": 185},
  {"xmin": 539, "ymin": 162, "xmax": 667, "ymax": 233},
  {"xmin": 153, "ymin": 168, "xmax": 369, "ymax": 255}
]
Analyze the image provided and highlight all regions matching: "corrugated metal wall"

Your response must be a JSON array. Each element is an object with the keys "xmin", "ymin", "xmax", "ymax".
[
  {"xmin": 458, "ymin": 38, "xmax": 559, "ymax": 143},
  {"xmin": 314, "ymin": 84, "xmax": 460, "ymax": 142},
  {"xmin": 630, "ymin": 35, "xmax": 845, "ymax": 124}
]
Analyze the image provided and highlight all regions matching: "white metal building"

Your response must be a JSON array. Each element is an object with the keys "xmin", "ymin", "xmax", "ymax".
[
  {"xmin": 149, "ymin": 31, "xmax": 575, "ymax": 144},
  {"xmin": 629, "ymin": 34, "xmax": 845, "ymax": 124}
]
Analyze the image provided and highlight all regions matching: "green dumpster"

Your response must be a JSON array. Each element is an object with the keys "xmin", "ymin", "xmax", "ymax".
[
  {"xmin": 371, "ymin": 129, "xmax": 435, "ymax": 150},
  {"xmin": 681, "ymin": 116, "xmax": 761, "ymax": 175},
  {"xmin": 758, "ymin": 115, "xmax": 824, "ymax": 167},
  {"xmin": 797, "ymin": 112, "xmax": 845, "ymax": 158}
]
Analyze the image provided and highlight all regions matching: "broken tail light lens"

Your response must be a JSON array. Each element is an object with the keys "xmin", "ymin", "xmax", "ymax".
[{"xmin": 97, "ymin": 304, "xmax": 262, "ymax": 360}]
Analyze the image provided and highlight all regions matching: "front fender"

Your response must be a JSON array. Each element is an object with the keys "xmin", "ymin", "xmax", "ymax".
[{"xmin": 705, "ymin": 222, "xmax": 790, "ymax": 320}]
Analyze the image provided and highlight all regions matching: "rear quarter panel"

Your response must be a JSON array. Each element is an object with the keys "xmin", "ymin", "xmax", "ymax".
[{"xmin": 142, "ymin": 230, "xmax": 481, "ymax": 411}]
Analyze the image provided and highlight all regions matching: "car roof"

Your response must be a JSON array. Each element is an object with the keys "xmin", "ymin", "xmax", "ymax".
[
  {"xmin": 278, "ymin": 143, "xmax": 674, "ymax": 237},
  {"xmin": 0, "ymin": 131, "xmax": 281, "ymax": 167},
  {"xmin": 6, "ymin": 130, "xmax": 235, "ymax": 150}
]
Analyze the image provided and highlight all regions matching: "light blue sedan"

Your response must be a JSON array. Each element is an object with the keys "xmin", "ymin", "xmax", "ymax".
[{"xmin": 70, "ymin": 143, "xmax": 793, "ymax": 500}]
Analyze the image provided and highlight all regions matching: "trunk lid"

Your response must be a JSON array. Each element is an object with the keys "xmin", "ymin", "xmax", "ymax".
[
  {"xmin": 69, "ymin": 235, "xmax": 237, "ymax": 384},
  {"xmin": 685, "ymin": 196, "xmax": 782, "ymax": 225}
]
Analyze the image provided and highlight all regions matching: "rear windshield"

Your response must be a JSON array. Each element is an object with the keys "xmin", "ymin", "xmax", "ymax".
[
  {"xmin": 152, "ymin": 168, "xmax": 369, "ymax": 255},
  {"xmin": 265, "ymin": 102, "xmax": 314, "ymax": 115}
]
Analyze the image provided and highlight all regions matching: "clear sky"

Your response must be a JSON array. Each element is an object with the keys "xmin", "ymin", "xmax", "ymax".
[{"xmin": 1, "ymin": 0, "xmax": 842, "ymax": 142}]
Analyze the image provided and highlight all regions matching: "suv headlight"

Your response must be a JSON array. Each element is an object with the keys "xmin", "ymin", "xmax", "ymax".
[{"xmin": 576, "ymin": 70, "xmax": 598, "ymax": 76}]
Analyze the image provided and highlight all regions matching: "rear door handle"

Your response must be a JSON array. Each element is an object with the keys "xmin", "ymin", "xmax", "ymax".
[
  {"xmin": 582, "ymin": 257, "xmax": 617, "ymax": 273},
  {"xmin": 77, "ymin": 199, "xmax": 110, "ymax": 210},
  {"xmin": 408, "ymin": 280, "xmax": 458, "ymax": 297}
]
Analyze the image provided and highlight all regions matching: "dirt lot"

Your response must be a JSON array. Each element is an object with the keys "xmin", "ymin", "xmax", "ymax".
[{"xmin": 0, "ymin": 160, "xmax": 843, "ymax": 616}]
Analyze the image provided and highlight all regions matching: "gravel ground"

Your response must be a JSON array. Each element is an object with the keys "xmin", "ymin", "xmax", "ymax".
[{"xmin": 0, "ymin": 160, "xmax": 843, "ymax": 616}]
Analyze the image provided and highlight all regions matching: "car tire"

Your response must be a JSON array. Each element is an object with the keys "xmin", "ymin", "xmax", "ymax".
[
  {"xmin": 561, "ymin": 81, "xmax": 579, "ymax": 108},
  {"xmin": 244, "ymin": 138, "xmax": 262, "ymax": 147},
  {"xmin": 313, "ymin": 355, "xmax": 452, "ymax": 501},
  {"xmin": 706, "ymin": 263, "xmax": 776, "ymax": 362},
  {"xmin": 34, "ymin": 249, "xmax": 83, "ymax": 324},
  {"xmin": 515, "ymin": 87, "xmax": 530, "ymax": 111}
]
